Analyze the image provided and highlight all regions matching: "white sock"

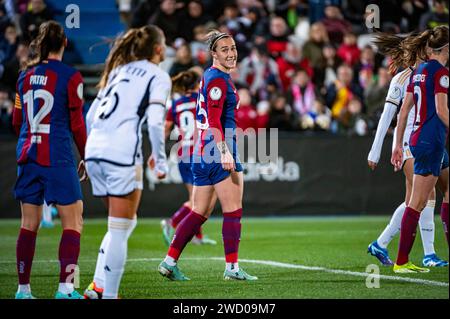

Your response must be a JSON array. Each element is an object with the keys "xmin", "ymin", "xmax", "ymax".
[
  {"xmin": 42, "ymin": 202, "xmax": 52, "ymax": 223},
  {"xmin": 93, "ymin": 231, "xmax": 111, "ymax": 289},
  {"xmin": 419, "ymin": 201, "xmax": 436, "ymax": 256},
  {"xmin": 377, "ymin": 202, "xmax": 406, "ymax": 249},
  {"xmin": 226, "ymin": 263, "xmax": 239, "ymax": 272},
  {"xmin": 103, "ymin": 217, "xmax": 133, "ymax": 299},
  {"xmin": 93, "ymin": 218, "xmax": 136, "ymax": 290},
  {"xmin": 127, "ymin": 217, "xmax": 137, "ymax": 239},
  {"xmin": 17, "ymin": 284, "xmax": 31, "ymax": 294},
  {"xmin": 163, "ymin": 256, "xmax": 176, "ymax": 266},
  {"xmin": 58, "ymin": 283, "xmax": 74, "ymax": 294}
]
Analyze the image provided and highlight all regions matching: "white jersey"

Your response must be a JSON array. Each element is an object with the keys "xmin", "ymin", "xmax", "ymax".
[
  {"xmin": 368, "ymin": 67, "xmax": 415, "ymax": 164},
  {"xmin": 86, "ymin": 60, "xmax": 171, "ymax": 166}
]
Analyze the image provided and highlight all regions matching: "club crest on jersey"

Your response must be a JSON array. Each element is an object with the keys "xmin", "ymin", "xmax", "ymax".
[
  {"xmin": 209, "ymin": 87, "xmax": 222, "ymax": 101},
  {"xmin": 439, "ymin": 75, "xmax": 449, "ymax": 89},
  {"xmin": 389, "ymin": 86, "xmax": 401, "ymax": 99}
]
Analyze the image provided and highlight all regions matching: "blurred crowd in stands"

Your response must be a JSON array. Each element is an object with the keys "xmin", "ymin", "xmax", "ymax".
[{"xmin": 1, "ymin": 0, "xmax": 449, "ymax": 136}]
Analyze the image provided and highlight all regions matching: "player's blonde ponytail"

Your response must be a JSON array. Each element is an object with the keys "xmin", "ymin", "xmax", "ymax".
[
  {"xmin": 99, "ymin": 25, "xmax": 164, "ymax": 88},
  {"xmin": 171, "ymin": 70, "xmax": 200, "ymax": 94}
]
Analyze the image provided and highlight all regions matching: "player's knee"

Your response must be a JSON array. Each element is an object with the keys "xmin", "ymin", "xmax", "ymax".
[{"xmin": 21, "ymin": 218, "xmax": 40, "ymax": 232}]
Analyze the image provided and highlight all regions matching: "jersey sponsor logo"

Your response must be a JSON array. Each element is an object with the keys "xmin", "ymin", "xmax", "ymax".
[
  {"xmin": 439, "ymin": 75, "xmax": 449, "ymax": 89},
  {"xmin": 209, "ymin": 87, "xmax": 222, "ymax": 101},
  {"xmin": 413, "ymin": 74, "xmax": 426, "ymax": 82},
  {"xmin": 389, "ymin": 86, "xmax": 401, "ymax": 100}
]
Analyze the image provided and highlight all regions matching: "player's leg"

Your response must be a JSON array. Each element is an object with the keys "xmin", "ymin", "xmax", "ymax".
[
  {"xmin": 192, "ymin": 190, "xmax": 218, "ymax": 245},
  {"xmin": 368, "ymin": 159, "xmax": 414, "ymax": 265},
  {"xmin": 102, "ymin": 190, "xmax": 140, "ymax": 299},
  {"xmin": 16, "ymin": 203, "xmax": 42, "ymax": 299},
  {"xmin": 86, "ymin": 196, "xmax": 109, "ymax": 298},
  {"xmin": 161, "ymin": 184, "xmax": 192, "ymax": 246},
  {"xmin": 55, "ymin": 200, "xmax": 84, "ymax": 299},
  {"xmin": 214, "ymin": 172, "xmax": 257, "ymax": 280},
  {"xmin": 394, "ymin": 173, "xmax": 437, "ymax": 272},
  {"xmin": 159, "ymin": 185, "xmax": 214, "ymax": 281}
]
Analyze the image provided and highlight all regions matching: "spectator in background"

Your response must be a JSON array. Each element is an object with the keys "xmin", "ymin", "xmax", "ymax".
[
  {"xmin": 178, "ymin": 0, "xmax": 212, "ymax": 42},
  {"xmin": 353, "ymin": 45, "xmax": 376, "ymax": 91},
  {"xmin": 325, "ymin": 64, "xmax": 363, "ymax": 121},
  {"xmin": 315, "ymin": 42, "xmax": 343, "ymax": 91},
  {"xmin": 130, "ymin": 0, "xmax": 159, "ymax": 28},
  {"xmin": 364, "ymin": 66, "xmax": 391, "ymax": 132},
  {"xmin": 308, "ymin": 0, "xmax": 341, "ymax": 24},
  {"xmin": 238, "ymin": 43, "xmax": 281, "ymax": 102},
  {"xmin": 237, "ymin": 6, "xmax": 267, "ymax": 43},
  {"xmin": 190, "ymin": 25, "xmax": 211, "ymax": 68},
  {"xmin": 336, "ymin": 97, "xmax": 367, "ymax": 136},
  {"xmin": 372, "ymin": 0, "xmax": 403, "ymax": 33},
  {"xmin": 19, "ymin": 0, "xmax": 53, "ymax": 41},
  {"xmin": 299, "ymin": 98, "xmax": 332, "ymax": 131},
  {"xmin": 273, "ymin": 0, "xmax": 309, "ymax": 31},
  {"xmin": 1, "ymin": 40, "xmax": 28, "ymax": 93},
  {"xmin": 342, "ymin": 0, "xmax": 368, "ymax": 34},
  {"xmin": 337, "ymin": 32, "xmax": 360, "ymax": 66},
  {"xmin": 0, "ymin": 3, "xmax": 11, "ymax": 34},
  {"xmin": 288, "ymin": 68, "xmax": 317, "ymax": 122},
  {"xmin": 419, "ymin": 0, "xmax": 449, "ymax": 31},
  {"xmin": 266, "ymin": 15, "xmax": 290, "ymax": 59},
  {"xmin": 268, "ymin": 92, "xmax": 296, "ymax": 131},
  {"xmin": 302, "ymin": 21, "xmax": 329, "ymax": 69},
  {"xmin": 276, "ymin": 40, "xmax": 313, "ymax": 91},
  {"xmin": 149, "ymin": 0, "xmax": 182, "ymax": 45},
  {"xmin": 320, "ymin": 3, "xmax": 351, "ymax": 45},
  {"xmin": 0, "ymin": 85, "xmax": 13, "ymax": 134},
  {"xmin": 0, "ymin": 22, "xmax": 18, "ymax": 65},
  {"xmin": 402, "ymin": 0, "xmax": 429, "ymax": 31},
  {"xmin": 169, "ymin": 41, "xmax": 194, "ymax": 77},
  {"xmin": 236, "ymin": 87, "xmax": 267, "ymax": 131}
]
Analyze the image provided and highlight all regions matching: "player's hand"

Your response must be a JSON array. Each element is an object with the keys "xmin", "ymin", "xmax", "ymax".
[
  {"xmin": 78, "ymin": 160, "xmax": 88, "ymax": 182},
  {"xmin": 368, "ymin": 160, "xmax": 377, "ymax": 171},
  {"xmin": 221, "ymin": 151, "xmax": 235, "ymax": 172},
  {"xmin": 147, "ymin": 156, "xmax": 155, "ymax": 170},
  {"xmin": 391, "ymin": 145, "xmax": 403, "ymax": 172}
]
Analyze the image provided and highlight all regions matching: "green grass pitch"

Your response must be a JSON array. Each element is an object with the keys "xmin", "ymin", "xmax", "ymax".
[{"xmin": 0, "ymin": 216, "xmax": 448, "ymax": 299}]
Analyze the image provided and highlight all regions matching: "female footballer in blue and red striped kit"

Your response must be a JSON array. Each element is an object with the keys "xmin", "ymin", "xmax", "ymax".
[
  {"xmin": 160, "ymin": 70, "xmax": 217, "ymax": 246},
  {"xmin": 158, "ymin": 31, "xmax": 257, "ymax": 281},
  {"xmin": 12, "ymin": 21, "xmax": 87, "ymax": 298},
  {"xmin": 392, "ymin": 25, "xmax": 449, "ymax": 273}
]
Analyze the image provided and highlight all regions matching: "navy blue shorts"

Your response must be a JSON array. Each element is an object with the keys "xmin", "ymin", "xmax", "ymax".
[
  {"xmin": 14, "ymin": 162, "xmax": 82, "ymax": 206},
  {"xmin": 178, "ymin": 160, "xmax": 194, "ymax": 185},
  {"xmin": 410, "ymin": 145, "xmax": 445, "ymax": 177},
  {"xmin": 192, "ymin": 153, "xmax": 243, "ymax": 186}
]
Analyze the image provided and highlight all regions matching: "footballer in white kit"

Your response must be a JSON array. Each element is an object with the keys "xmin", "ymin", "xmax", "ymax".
[
  {"xmin": 368, "ymin": 67, "xmax": 415, "ymax": 167},
  {"xmin": 85, "ymin": 60, "xmax": 171, "ymax": 196}
]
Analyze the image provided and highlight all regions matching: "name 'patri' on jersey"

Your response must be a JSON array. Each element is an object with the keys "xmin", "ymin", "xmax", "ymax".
[{"xmin": 86, "ymin": 60, "xmax": 171, "ymax": 166}]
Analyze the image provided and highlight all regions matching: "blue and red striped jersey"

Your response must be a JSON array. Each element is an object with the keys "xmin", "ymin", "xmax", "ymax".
[
  {"xmin": 407, "ymin": 59, "xmax": 448, "ymax": 148},
  {"xmin": 195, "ymin": 66, "xmax": 240, "ymax": 146},
  {"xmin": 13, "ymin": 59, "xmax": 86, "ymax": 167},
  {"xmin": 167, "ymin": 92, "xmax": 198, "ymax": 158}
]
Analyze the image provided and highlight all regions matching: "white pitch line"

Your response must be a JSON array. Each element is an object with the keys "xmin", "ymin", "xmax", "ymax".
[{"xmin": 0, "ymin": 256, "xmax": 448, "ymax": 288}]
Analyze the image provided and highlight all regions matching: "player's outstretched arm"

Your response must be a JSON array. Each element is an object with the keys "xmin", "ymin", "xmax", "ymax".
[
  {"xmin": 147, "ymin": 103, "xmax": 168, "ymax": 179},
  {"xmin": 367, "ymin": 101, "xmax": 397, "ymax": 170}
]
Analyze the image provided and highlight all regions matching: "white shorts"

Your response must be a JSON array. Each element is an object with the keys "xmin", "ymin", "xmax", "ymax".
[
  {"xmin": 393, "ymin": 125, "xmax": 414, "ymax": 166},
  {"xmin": 86, "ymin": 160, "xmax": 143, "ymax": 197}
]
